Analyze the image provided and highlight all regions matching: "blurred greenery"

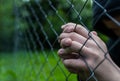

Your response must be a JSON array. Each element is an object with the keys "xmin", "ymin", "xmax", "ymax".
[
  {"xmin": 18, "ymin": 0, "xmax": 94, "ymax": 49},
  {"xmin": 0, "ymin": 0, "xmax": 15, "ymax": 52},
  {"xmin": 0, "ymin": 0, "xmax": 109, "ymax": 52},
  {"xmin": 0, "ymin": 52, "xmax": 77, "ymax": 81},
  {"xmin": 0, "ymin": 0, "xmax": 109, "ymax": 81}
]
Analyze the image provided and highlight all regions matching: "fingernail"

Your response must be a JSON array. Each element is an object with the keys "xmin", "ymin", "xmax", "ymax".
[
  {"xmin": 58, "ymin": 49, "xmax": 63, "ymax": 55},
  {"xmin": 92, "ymin": 31, "xmax": 97, "ymax": 36},
  {"xmin": 64, "ymin": 38, "xmax": 72, "ymax": 47},
  {"xmin": 61, "ymin": 25, "xmax": 66, "ymax": 29},
  {"xmin": 63, "ymin": 26, "xmax": 74, "ymax": 33}
]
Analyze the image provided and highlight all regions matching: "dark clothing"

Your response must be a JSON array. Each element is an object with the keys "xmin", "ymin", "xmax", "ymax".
[
  {"xmin": 107, "ymin": 38, "xmax": 120, "ymax": 67},
  {"xmin": 93, "ymin": 0, "xmax": 120, "ymax": 66},
  {"xmin": 93, "ymin": 0, "xmax": 120, "ymax": 38},
  {"xmin": 77, "ymin": 0, "xmax": 120, "ymax": 80}
]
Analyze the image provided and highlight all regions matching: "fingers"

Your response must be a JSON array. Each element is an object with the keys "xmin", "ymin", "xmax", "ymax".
[
  {"xmin": 58, "ymin": 49, "xmax": 79, "ymax": 59},
  {"xmin": 62, "ymin": 23, "xmax": 89, "ymax": 38},
  {"xmin": 62, "ymin": 58, "xmax": 88, "ymax": 73},
  {"xmin": 58, "ymin": 23, "xmax": 96, "ymax": 73},
  {"xmin": 60, "ymin": 38, "xmax": 72, "ymax": 48},
  {"xmin": 58, "ymin": 38, "xmax": 90, "ymax": 57},
  {"xmin": 59, "ymin": 32, "xmax": 87, "ymax": 45},
  {"xmin": 58, "ymin": 23, "xmax": 109, "ymax": 74}
]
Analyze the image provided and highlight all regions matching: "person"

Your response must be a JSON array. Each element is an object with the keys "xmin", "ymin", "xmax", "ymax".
[{"xmin": 57, "ymin": 0, "xmax": 120, "ymax": 81}]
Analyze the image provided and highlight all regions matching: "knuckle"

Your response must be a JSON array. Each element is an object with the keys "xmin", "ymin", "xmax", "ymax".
[
  {"xmin": 60, "ymin": 38, "xmax": 72, "ymax": 48},
  {"xmin": 64, "ymin": 26, "xmax": 74, "ymax": 33},
  {"xmin": 70, "ymin": 32, "xmax": 76, "ymax": 37},
  {"xmin": 77, "ymin": 24, "xmax": 84, "ymax": 29},
  {"xmin": 59, "ymin": 33, "xmax": 65, "ymax": 39},
  {"xmin": 60, "ymin": 39, "xmax": 65, "ymax": 46}
]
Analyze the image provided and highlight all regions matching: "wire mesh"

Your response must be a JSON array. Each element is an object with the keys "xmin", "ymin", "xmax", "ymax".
[{"xmin": 12, "ymin": 0, "xmax": 120, "ymax": 81}]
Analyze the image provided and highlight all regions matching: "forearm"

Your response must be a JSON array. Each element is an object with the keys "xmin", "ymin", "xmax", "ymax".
[{"xmin": 95, "ymin": 57, "xmax": 120, "ymax": 81}]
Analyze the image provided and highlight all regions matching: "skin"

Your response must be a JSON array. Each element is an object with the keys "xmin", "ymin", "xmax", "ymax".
[{"xmin": 58, "ymin": 23, "xmax": 120, "ymax": 81}]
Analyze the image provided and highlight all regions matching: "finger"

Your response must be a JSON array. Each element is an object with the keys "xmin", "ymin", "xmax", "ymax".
[
  {"xmin": 63, "ymin": 24, "xmax": 75, "ymax": 33},
  {"xmin": 58, "ymin": 48, "xmax": 79, "ymax": 59},
  {"xmin": 62, "ymin": 23, "xmax": 89, "ymax": 38},
  {"xmin": 91, "ymin": 31, "xmax": 98, "ymax": 36},
  {"xmin": 60, "ymin": 38, "xmax": 72, "ymax": 48},
  {"xmin": 58, "ymin": 48, "xmax": 69, "ymax": 55},
  {"xmin": 60, "ymin": 39, "xmax": 90, "ymax": 57},
  {"xmin": 63, "ymin": 58, "xmax": 88, "ymax": 73},
  {"xmin": 61, "ymin": 22, "xmax": 75, "ymax": 29},
  {"xmin": 59, "ymin": 32, "xmax": 87, "ymax": 45}
]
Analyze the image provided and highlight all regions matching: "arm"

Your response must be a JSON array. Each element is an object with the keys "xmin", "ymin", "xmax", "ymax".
[{"xmin": 58, "ymin": 23, "xmax": 120, "ymax": 81}]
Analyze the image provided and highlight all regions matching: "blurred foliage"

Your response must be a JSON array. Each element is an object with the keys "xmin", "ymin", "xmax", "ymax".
[
  {"xmin": 0, "ymin": 0, "xmax": 15, "ymax": 52},
  {"xmin": 18, "ymin": 0, "xmax": 93, "ymax": 50},
  {"xmin": 0, "ymin": 0, "xmax": 108, "ymax": 51},
  {"xmin": 0, "ymin": 52, "xmax": 77, "ymax": 81}
]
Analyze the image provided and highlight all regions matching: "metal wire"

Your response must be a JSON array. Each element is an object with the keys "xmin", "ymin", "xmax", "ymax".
[{"xmin": 13, "ymin": 0, "xmax": 120, "ymax": 81}]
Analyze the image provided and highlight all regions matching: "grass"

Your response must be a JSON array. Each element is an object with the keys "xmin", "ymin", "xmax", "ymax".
[{"xmin": 0, "ymin": 51, "xmax": 77, "ymax": 81}]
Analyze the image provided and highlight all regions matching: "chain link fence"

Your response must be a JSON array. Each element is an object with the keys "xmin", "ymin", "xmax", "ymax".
[{"xmin": 3, "ymin": 0, "xmax": 119, "ymax": 81}]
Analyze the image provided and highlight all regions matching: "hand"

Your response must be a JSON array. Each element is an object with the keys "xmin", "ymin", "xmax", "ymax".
[{"xmin": 58, "ymin": 23, "xmax": 120, "ymax": 81}]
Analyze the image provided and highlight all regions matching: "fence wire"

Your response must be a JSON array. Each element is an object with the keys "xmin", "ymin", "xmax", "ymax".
[{"xmin": 13, "ymin": 0, "xmax": 120, "ymax": 81}]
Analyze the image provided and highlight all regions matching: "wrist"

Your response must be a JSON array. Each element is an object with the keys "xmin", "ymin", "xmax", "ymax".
[{"xmin": 95, "ymin": 57, "xmax": 120, "ymax": 81}]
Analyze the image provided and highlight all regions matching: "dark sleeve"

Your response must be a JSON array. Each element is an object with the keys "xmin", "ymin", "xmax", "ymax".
[{"xmin": 107, "ymin": 38, "xmax": 120, "ymax": 67}]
